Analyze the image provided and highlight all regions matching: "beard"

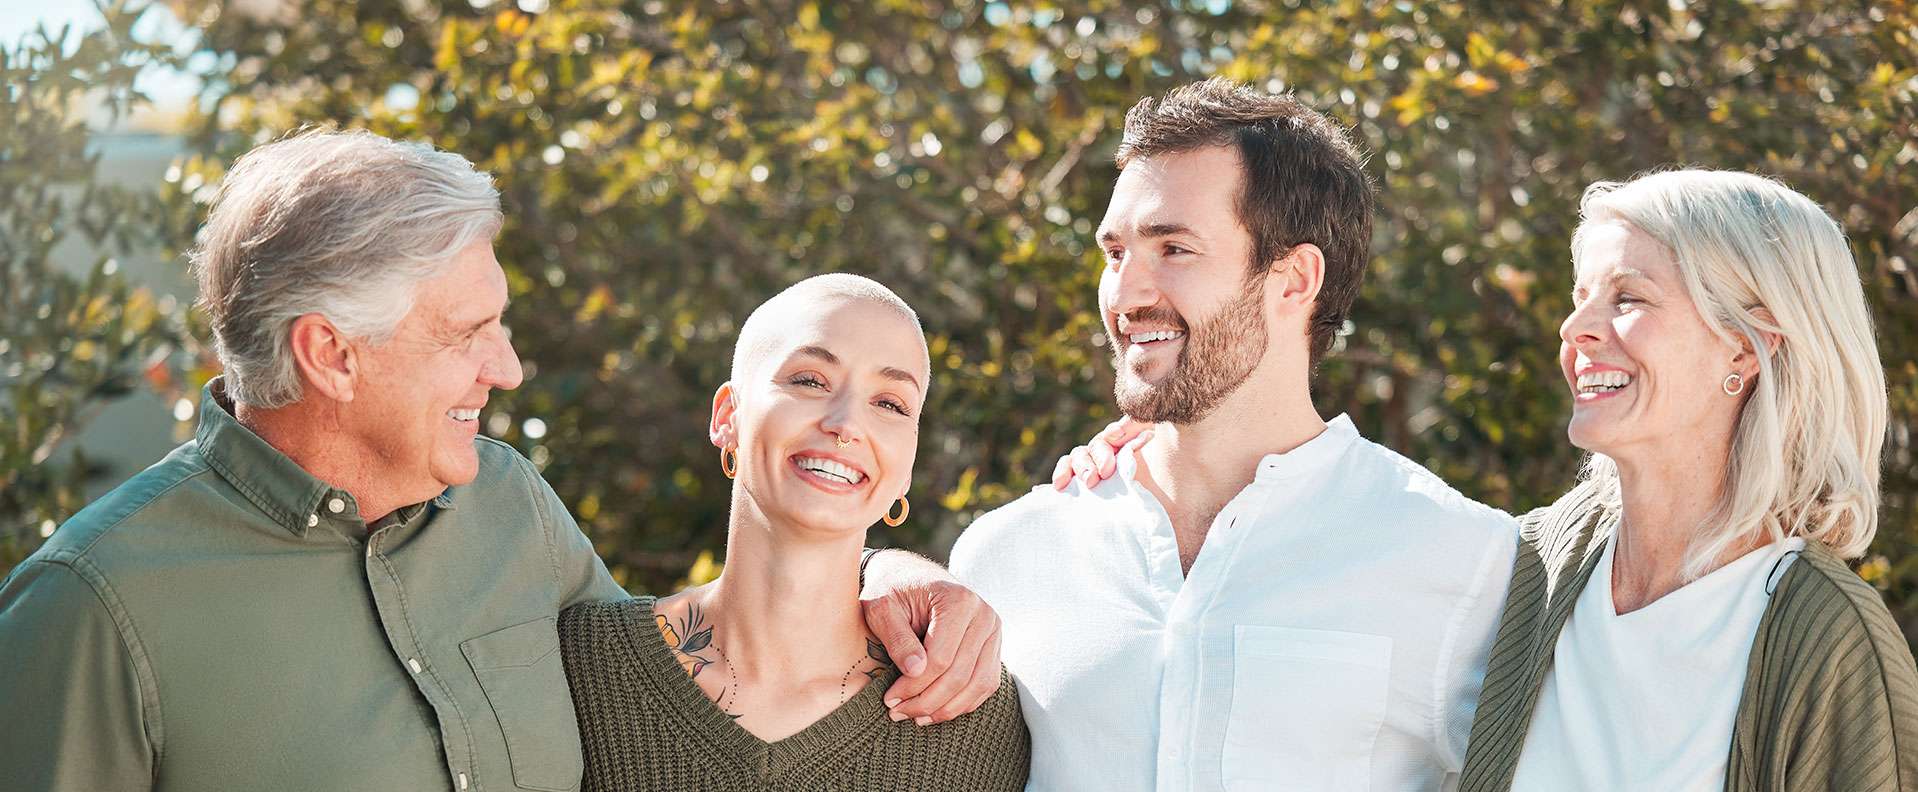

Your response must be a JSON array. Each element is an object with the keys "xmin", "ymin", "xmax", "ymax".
[{"xmin": 1111, "ymin": 278, "xmax": 1268, "ymax": 424}]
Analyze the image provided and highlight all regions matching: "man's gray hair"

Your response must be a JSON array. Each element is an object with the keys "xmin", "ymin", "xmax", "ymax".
[{"xmin": 190, "ymin": 128, "xmax": 503, "ymax": 408}]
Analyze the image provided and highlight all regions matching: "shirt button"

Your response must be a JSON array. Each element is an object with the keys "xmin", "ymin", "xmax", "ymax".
[
  {"xmin": 328, "ymin": 498, "xmax": 345, "ymax": 514},
  {"xmin": 306, "ymin": 514, "xmax": 319, "ymax": 528},
  {"xmin": 457, "ymin": 772, "xmax": 468, "ymax": 790},
  {"xmin": 408, "ymin": 658, "xmax": 423, "ymax": 674}
]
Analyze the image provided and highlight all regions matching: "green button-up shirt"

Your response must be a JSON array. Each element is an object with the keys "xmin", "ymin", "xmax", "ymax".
[{"xmin": 0, "ymin": 380, "xmax": 628, "ymax": 791}]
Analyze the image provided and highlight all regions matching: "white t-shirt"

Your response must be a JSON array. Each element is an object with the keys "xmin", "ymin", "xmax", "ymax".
[
  {"xmin": 1510, "ymin": 535, "xmax": 1807, "ymax": 791},
  {"xmin": 950, "ymin": 415, "xmax": 1517, "ymax": 792}
]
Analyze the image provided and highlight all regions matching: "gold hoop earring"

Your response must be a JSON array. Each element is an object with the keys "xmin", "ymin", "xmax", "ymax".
[
  {"xmin": 720, "ymin": 447, "xmax": 738, "ymax": 479},
  {"xmin": 1722, "ymin": 373, "xmax": 1745, "ymax": 396},
  {"xmin": 883, "ymin": 496, "xmax": 909, "ymax": 527}
]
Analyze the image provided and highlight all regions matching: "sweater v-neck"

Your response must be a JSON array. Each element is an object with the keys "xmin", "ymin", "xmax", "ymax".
[{"xmin": 621, "ymin": 596, "xmax": 900, "ymax": 781}]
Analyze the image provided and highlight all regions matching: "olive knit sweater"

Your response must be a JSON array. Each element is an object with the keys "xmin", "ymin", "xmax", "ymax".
[{"xmin": 557, "ymin": 597, "xmax": 1030, "ymax": 792}]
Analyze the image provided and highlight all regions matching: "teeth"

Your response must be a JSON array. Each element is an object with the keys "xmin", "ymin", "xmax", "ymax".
[
  {"xmin": 796, "ymin": 456, "xmax": 865, "ymax": 485},
  {"xmin": 1129, "ymin": 330, "xmax": 1185, "ymax": 344},
  {"xmin": 447, "ymin": 408, "xmax": 480, "ymax": 421},
  {"xmin": 1575, "ymin": 371, "xmax": 1633, "ymax": 393}
]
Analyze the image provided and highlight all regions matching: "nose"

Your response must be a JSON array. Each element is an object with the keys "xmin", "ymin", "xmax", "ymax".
[
  {"xmin": 817, "ymin": 387, "xmax": 858, "ymax": 443},
  {"xmin": 481, "ymin": 326, "xmax": 524, "ymax": 390},
  {"xmin": 1559, "ymin": 298, "xmax": 1604, "ymax": 350},
  {"xmin": 1103, "ymin": 253, "xmax": 1161, "ymax": 320}
]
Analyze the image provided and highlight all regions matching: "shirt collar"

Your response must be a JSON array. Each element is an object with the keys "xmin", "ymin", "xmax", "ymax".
[
  {"xmin": 194, "ymin": 377, "xmax": 454, "ymax": 536},
  {"xmin": 1113, "ymin": 413, "xmax": 1361, "ymax": 484},
  {"xmin": 1254, "ymin": 413, "xmax": 1360, "ymax": 480}
]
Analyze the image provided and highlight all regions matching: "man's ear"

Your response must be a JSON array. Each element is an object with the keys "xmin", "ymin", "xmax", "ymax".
[
  {"xmin": 288, "ymin": 313, "xmax": 357, "ymax": 402},
  {"xmin": 1268, "ymin": 243, "xmax": 1326, "ymax": 311},
  {"xmin": 709, "ymin": 382, "xmax": 739, "ymax": 449}
]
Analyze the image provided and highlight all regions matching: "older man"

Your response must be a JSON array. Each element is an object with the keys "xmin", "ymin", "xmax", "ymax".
[{"xmin": 0, "ymin": 130, "xmax": 998, "ymax": 792}]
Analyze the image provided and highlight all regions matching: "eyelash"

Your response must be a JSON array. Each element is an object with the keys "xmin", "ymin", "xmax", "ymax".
[{"xmin": 788, "ymin": 374, "xmax": 912, "ymax": 416}]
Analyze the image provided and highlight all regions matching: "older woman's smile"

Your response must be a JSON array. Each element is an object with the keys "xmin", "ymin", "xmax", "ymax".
[{"xmin": 1571, "ymin": 364, "xmax": 1634, "ymax": 402}]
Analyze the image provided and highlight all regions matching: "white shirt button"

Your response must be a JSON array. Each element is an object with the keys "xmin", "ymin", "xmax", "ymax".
[
  {"xmin": 408, "ymin": 658, "xmax": 423, "ymax": 674},
  {"xmin": 327, "ymin": 498, "xmax": 345, "ymax": 514},
  {"xmin": 305, "ymin": 514, "xmax": 318, "ymax": 528},
  {"xmin": 457, "ymin": 772, "xmax": 468, "ymax": 790}
]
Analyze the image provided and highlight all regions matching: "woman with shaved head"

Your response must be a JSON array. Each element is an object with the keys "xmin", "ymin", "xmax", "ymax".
[{"xmin": 557, "ymin": 274, "xmax": 1029, "ymax": 791}]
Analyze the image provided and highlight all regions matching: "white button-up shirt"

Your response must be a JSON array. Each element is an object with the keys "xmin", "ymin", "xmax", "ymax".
[{"xmin": 951, "ymin": 415, "xmax": 1516, "ymax": 792}]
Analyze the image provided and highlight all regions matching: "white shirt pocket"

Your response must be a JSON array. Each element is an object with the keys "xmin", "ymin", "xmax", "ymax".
[{"xmin": 1221, "ymin": 625, "xmax": 1394, "ymax": 791}]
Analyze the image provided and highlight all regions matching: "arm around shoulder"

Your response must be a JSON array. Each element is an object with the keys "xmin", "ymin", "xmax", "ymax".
[{"xmin": 0, "ymin": 559, "xmax": 156, "ymax": 790}]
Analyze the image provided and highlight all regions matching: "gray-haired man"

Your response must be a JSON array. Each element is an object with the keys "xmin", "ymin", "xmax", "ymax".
[{"xmin": 0, "ymin": 129, "xmax": 1000, "ymax": 791}]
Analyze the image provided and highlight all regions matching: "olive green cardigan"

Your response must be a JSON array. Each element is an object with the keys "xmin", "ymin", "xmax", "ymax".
[
  {"xmin": 1461, "ymin": 483, "xmax": 1918, "ymax": 791},
  {"xmin": 557, "ymin": 597, "xmax": 1030, "ymax": 792}
]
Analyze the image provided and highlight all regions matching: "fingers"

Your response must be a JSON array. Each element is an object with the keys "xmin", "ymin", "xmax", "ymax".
[
  {"xmin": 863, "ymin": 595, "xmax": 928, "ymax": 678},
  {"xmin": 1102, "ymin": 416, "xmax": 1149, "ymax": 450},
  {"xmin": 896, "ymin": 610, "xmax": 995, "ymax": 724},
  {"xmin": 1051, "ymin": 453, "xmax": 1074, "ymax": 491},
  {"xmin": 881, "ymin": 581, "xmax": 987, "ymax": 720},
  {"xmin": 1068, "ymin": 446, "xmax": 1096, "ymax": 486},
  {"xmin": 935, "ymin": 627, "xmax": 1003, "ymax": 724}
]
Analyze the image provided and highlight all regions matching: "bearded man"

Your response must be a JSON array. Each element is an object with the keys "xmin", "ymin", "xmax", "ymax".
[{"xmin": 949, "ymin": 79, "xmax": 1518, "ymax": 791}]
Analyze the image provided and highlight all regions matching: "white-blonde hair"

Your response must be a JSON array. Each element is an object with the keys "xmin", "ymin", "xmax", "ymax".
[
  {"xmin": 190, "ymin": 128, "xmax": 502, "ymax": 408},
  {"xmin": 1571, "ymin": 169, "xmax": 1886, "ymax": 577}
]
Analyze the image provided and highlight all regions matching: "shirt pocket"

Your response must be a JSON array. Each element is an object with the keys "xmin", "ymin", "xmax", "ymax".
[
  {"xmin": 461, "ymin": 617, "xmax": 584, "ymax": 792},
  {"xmin": 1220, "ymin": 625, "xmax": 1393, "ymax": 791}
]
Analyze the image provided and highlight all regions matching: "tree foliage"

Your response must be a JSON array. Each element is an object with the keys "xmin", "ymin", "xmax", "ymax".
[
  {"xmin": 0, "ymin": 3, "xmax": 189, "ymax": 568},
  {"xmin": 6, "ymin": 1, "xmax": 1916, "ymax": 638}
]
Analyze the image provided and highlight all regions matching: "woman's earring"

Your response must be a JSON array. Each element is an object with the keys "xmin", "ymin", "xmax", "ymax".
[
  {"xmin": 720, "ymin": 447, "xmax": 738, "ymax": 479},
  {"xmin": 883, "ymin": 496, "xmax": 910, "ymax": 527},
  {"xmin": 1722, "ymin": 373, "xmax": 1745, "ymax": 396}
]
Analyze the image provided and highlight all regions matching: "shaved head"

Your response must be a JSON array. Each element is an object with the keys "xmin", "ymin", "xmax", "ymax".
[{"xmin": 730, "ymin": 274, "xmax": 929, "ymax": 395}]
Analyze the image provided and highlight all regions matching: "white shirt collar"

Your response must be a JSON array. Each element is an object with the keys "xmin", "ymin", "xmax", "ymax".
[{"xmin": 1115, "ymin": 413, "xmax": 1360, "ymax": 484}]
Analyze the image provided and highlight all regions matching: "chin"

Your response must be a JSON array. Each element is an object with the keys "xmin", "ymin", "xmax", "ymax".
[
  {"xmin": 1564, "ymin": 415, "xmax": 1615, "ymax": 455},
  {"xmin": 430, "ymin": 448, "xmax": 483, "ymax": 488},
  {"xmin": 777, "ymin": 503, "xmax": 882, "ymax": 540}
]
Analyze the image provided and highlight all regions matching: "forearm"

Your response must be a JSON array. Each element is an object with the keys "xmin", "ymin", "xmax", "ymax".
[{"xmin": 859, "ymin": 547, "xmax": 952, "ymax": 599}]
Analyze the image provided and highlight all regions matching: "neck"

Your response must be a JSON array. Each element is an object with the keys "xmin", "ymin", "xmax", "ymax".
[
  {"xmin": 1607, "ymin": 432, "xmax": 1743, "ymax": 611},
  {"xmin": 701, "ymin": 499, "xmax": 868, "ymax": 683},
  {"xmin": 235, "ymin": 400, "xmax": 425, "ymax": 524},
  {"xmin": 1136, "ymin": 356, "xmax": 1326, "ymax": 513},
  {"xmin": 1130, "ymin": 355, "xmax": 1325, "ymax": 572}
]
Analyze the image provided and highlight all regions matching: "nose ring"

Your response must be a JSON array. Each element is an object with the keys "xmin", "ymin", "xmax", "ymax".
[{"xmin": 835, "ymin": 436, "xmax": 853, "ymax": 448}]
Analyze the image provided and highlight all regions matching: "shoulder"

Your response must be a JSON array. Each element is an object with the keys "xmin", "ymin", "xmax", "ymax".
[
  {"xmin": 1341, "ymin": 435, "xmax": 1516, "ymax": 540},
  {"xmin": 559, "ymin": 596, "xmax": 657, "ymax": 656},
  {"xmin": 29, "ymin": 441, "xmax": 215, "ymax": 568},
  {"xmin": 472, "ymin": 435, "xmax": 542, "ymax": 488},
  {"xmin": 1768, "ymin": 548, "xmax": 1916, "ymax": 675},
  {"xmin": 950, "ymin": 486, "xmax": 1083, "ymax": 571},
  {"xmin": 887, "ymin": 669, "xmax": 1030, "ymax": 785},
  {"xmin": 560, "ymin": 595, "xmax": 655, "ymax": 633},
  {"xmin": 1753, "ymin": 546, "xmax": 1918, "ymax": 764}
]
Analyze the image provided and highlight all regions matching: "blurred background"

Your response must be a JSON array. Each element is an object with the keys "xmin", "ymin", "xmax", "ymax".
[{"xmin": 4, "ymin": 0, "xmax": 1914, "ymax": 642}]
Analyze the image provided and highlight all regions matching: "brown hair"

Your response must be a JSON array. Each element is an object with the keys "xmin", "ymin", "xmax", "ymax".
[{"xmin": 1114, "ymin": 78, "xmax": 1374, "ymax": 367}]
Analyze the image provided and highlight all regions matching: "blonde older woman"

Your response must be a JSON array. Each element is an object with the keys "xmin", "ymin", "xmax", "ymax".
[
  {"xmin": 1458, "ymin": 170, "xmax": 1918, "ymax": 790},
  {"xmin": 1055, "ymin": 169, "xmax": 1918, "ymax": 789}
]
